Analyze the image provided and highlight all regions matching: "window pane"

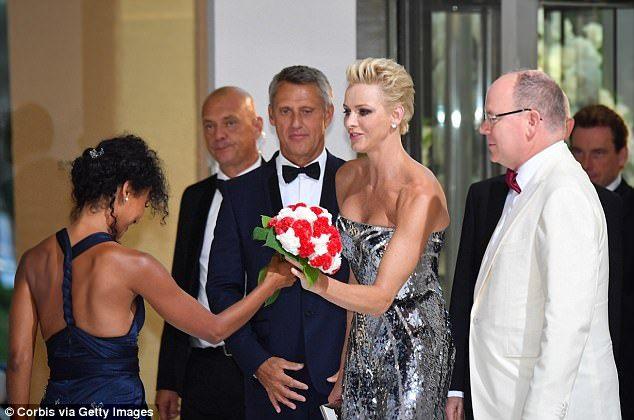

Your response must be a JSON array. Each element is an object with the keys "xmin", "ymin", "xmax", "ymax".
[{"xmin": 539, "ymin": 5, "xmax": 634, "ymax": 177}]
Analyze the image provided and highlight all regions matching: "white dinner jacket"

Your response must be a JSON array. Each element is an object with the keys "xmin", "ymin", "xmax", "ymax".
[{"xmin": 469, "ymin": 144, "xmax": 620, "ymax": 420}]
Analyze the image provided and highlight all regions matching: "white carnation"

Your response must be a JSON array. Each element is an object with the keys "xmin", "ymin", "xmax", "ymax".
[
  {"xmin": 277, "ymin": 227, "xmax": 300, "ymax": 254},
  {"xmin": 318, "ymin": 208, "xmax": 332, "ymax": 223},
  {"xmin": 277, "ymin": 207, "xmax": 295, "ymax": 219},
  {"xmin": 311, "ymin": 234, "xmax": 331, "ymax": 256},
  {"xmin": 325, "ymin": 254, "xmax": 342, "ymax": 274},
  {"xmin": 293, "ymin": 205, "xmax": 318, "ymax": 222}
]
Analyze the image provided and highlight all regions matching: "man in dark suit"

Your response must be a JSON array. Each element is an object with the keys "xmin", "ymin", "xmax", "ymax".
[
  {"xmin": 570, "ymin": 104, "xmax": 633, "ymax": 419},
  {"xmin": 208, "ymin": 66, "xmax": 349, "ymax": 420},
  {"xmin": 155, "ymin": 86, "xmax": 265, "ymax": 420},
  {"xmin": 445, "ymin": 110, "xmax": 625, "ymax": 420}
]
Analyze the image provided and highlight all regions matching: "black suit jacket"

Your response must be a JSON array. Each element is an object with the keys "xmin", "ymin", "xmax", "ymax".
[
  {"xmin": 449, "ymin": 175, "xmax": 624, "ymax": 417},
  {"xmin": 156, "ymin": 175, "xmax": 221, "ymax": 393},
  {"xmin": 615, "ymin": 178, "xmax": 634, "ymax": 419},
  {"xmin": 207, "ymin": 151, "xmax": 349, "ymax": 405}
]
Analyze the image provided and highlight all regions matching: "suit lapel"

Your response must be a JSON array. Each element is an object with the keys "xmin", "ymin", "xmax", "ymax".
[
  {"xmin": 265, "ymin": 151, "xmax": 283, "ymax": 214},
  {"xmin": 473, "ymin": 146, "xmax": 566, "ymax": 305},
  {"xmin": 189, "ymin": 175, "xmax": 218, "ymax": 294},
  {"xmin": 319, "ymin": 150, "xmax": 339, "ymax": 213}
]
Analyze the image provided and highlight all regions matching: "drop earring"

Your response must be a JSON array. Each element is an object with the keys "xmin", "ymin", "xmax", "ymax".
[{"xmin": 391, "ymin": 122, "xmax": 397, "ymax": 129}]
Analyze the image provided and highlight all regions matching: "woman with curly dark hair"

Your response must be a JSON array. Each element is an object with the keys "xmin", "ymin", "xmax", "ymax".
[{"xmin": 7, "ymin": 135, "xmax": 294, "ymax": 415}]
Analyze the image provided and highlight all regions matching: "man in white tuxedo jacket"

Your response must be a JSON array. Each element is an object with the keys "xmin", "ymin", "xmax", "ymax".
[{"xmin": 469, "ymin": 70, "xmax": 620, "ymax": 419}]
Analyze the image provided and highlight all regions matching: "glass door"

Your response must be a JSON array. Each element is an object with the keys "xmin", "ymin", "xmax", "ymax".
[{"xmin": 398, "ymin": 0, "xmax": 501, "ymax": 297}]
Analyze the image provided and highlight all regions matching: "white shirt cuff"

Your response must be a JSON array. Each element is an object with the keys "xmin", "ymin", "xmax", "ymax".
[{"xmin": 448, "ymin": 390, "xmax": 464, "ymax": 398}]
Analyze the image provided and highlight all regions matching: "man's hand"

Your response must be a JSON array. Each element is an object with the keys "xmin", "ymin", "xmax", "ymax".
[
  {"xmin": 255, "ymin": 357, "xmax": 308, "ymax": 413},
  {"xmin": 445, "ymin": 396, "xmax": 465, "ymax": 420},
  {"xmin": 155, "ymin": 389, "xmax": 180, "ymax": 420}
]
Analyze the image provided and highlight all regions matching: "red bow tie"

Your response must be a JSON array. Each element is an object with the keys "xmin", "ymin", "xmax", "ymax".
[{"xmin": 505, "ymin": 169, "xmax": 521, "ymax": 193}]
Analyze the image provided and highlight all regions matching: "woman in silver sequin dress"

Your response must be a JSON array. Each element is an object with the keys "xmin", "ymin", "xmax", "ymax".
[{"xmin": 290, "ymin": 58, "xmax": 455, "ymax": 419}]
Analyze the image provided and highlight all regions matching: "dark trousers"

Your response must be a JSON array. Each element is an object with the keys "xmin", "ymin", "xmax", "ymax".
[{"xmin": 181, "ymin": 346, "xmax": 244, "ymax": 420}]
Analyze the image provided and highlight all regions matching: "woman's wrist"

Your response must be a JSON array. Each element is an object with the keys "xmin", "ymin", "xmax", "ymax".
[{"xmin": 314, "ymin": 272, "xmax": 328, "ymax": 294}]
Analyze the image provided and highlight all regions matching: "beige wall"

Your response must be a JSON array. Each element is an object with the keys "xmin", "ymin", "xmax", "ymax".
[{"xmin": 8, "ymin": 0, "xmax": 200, "ymax": 405}]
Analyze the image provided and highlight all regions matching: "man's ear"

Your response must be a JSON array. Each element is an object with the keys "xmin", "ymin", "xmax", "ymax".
[
  {"xmin": 525, "ymin": 110, "xmax": 541, "ymax": 140},
  {"xmin": 324, "ymin": 103, "xmax": 334, "ymax": 127},
  {"xmin": 618, "ymin": 146, "xmax": 629, "ymax": 170},
  {"xmin": 268, "ymin": 104, "xmax": 276, "ymax": 126},
  {"xmin": 565, "ymin": 117, "xmax": 575, "ymax": 139}
]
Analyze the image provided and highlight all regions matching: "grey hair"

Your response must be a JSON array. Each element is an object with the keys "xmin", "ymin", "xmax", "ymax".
[
  {"xmin": 268, "ymin": 65, "xmax": 333, "ymax": 108},
  {"xmin": 512, "ymin": 70, "xmax": 569, "ymax": 134}
]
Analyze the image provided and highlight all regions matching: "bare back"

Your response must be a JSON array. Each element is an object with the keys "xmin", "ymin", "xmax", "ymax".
[{"xmin": 23, "ymin": 232, "xmax": 139, "ymax": 341}]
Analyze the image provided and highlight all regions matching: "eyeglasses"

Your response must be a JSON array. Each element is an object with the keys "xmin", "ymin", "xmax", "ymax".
[{"xmin": 483, "ymin": 108, "xmax": 540, "ymax": 125}]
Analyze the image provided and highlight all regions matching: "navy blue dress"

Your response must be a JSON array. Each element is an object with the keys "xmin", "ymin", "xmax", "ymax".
[{"xmin": 41, "ymin": 229, "xmax": 147, "ymax": 412}]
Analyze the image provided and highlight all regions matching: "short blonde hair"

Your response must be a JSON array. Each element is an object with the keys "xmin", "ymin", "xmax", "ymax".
[{"xmin": 346, "ymin": 58, "xmax": 415, "ymax": 135}]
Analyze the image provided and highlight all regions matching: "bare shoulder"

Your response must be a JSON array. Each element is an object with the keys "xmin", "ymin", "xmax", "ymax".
[
  {"xmin": 397, "ymin": 161, "xmax": 449, "ymax": 229},
  {"xmin": 336, "ymin": 158, "xmax": 367, "ymax": 187},
  {"xmin": 17, "ymin": 234, "xmax": 59, "ymax": 275},
  {"xmin": 97, "ymin": 242, "xmax": 165, "ymax": 277},
  {"xmin": 404, "ymin": 160, "xmax": 445, "ymax": 200},
  {"xmin": 336, "ymin": 158, "xmax": 368, "ymax": 200}
]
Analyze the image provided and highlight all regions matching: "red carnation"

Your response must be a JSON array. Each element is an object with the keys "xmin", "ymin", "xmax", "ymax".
[
  {"xmin": 291, "ymin": 219, "xmax": 312, "ymax": 239},
  {"xmin": 310, "ymin": 206, "xmax": 324, "ymax": 216},
  {"xmin": 327, "ymin": 237, "xmax": 342, "ymax": 256},
  {"xmin": 274, "ymin": 217, "xmax": 294, "ymax": 235},
  {"xmin": 298, "ymin": 237, "xmax": 315, "ymax": 258},
  {"xmin": 313, "ymin": 217, "xmax": 330, "ymax": 236},
  {"xmin": 310, "ymin": 254, "xmax": 333, "ymax": 271}
]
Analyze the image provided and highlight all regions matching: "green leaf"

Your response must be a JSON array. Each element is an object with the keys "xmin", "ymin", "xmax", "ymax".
[
  {"xmin": 261, "ymin": 215, "xmax": 271, "ymax": 228},
  {"xmin": 257, "ymin": 264, "xmax": 280, "ymax": 306},
  {"xmin": 303, "ymin": 264, "xmax": 320, "ymax": 288},
  {"xmin": 264, "ymin": 229, "xmax": 295, "ymax": 260},
  {"xmin": 252, "ymin": 226, "xmax": 268, "ymax": 241},
  {"xmin": 265, "ymin": 290, "xmax": 280, "ymax": 307}
]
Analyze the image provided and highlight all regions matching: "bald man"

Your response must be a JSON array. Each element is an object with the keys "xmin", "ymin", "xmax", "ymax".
[
  {"xmin": 156, "ymin": 87, "xmax": 264, "ymax": 420},
  {"xmin": 469, "ymin": 70, "xmax": 619, "ymax": 419}
]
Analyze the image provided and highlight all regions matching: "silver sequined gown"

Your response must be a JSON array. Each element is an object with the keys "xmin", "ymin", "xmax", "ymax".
[{"xmin": 337, "ymin": 215, "xmax": 454, "ymax": 420}]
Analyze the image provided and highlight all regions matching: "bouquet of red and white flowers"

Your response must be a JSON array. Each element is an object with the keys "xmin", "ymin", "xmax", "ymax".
[{"xmin": 253, "ymin": 203, "xmax": 342, "ymax": 305}]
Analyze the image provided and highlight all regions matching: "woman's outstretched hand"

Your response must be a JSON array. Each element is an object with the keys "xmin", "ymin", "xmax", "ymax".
[{"xmin": 263, "ymin": 255, "xmax": 296, "ymax": 290}]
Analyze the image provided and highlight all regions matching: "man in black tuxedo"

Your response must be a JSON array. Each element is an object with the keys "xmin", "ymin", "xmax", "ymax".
[
  {"xmin": 445, "ymin": 111, "xmax": 625, "ymax": 420},
  {"xmin": 207, "ymin": 66, "xmax": 349, "ymax": 420},
  {"xmin": 570, "ymin": 104, "xmax": 632, "ymax": 419},
  {"xmin": 155, "ymin": 86, "xmax": 265, "ymax": 420}
]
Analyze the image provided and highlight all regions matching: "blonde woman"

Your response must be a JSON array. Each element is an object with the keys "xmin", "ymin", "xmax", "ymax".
[{"xmin": 291, "ymin": 58, "xmax": 454, "ymax": 419}]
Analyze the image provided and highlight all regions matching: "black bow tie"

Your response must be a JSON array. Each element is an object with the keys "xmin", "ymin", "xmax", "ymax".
[
  {"xmin": 216, "ymin": 178, "xmax": 227, "ymax": 194},
  {"xmin": 282, "ymin": 162, "xmax": 320, "ymax": 183}
]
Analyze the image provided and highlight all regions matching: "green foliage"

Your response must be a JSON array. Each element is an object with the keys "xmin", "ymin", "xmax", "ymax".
[{"xmin": 252, "ymin": 215, "xmax": 319, "ymax": 306}]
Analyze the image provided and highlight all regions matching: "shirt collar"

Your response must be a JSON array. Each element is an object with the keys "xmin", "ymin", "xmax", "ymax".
[
  {"xmin": 216, "ymin": 155, "xmax": 262, "ymax": 181},
  {"xmin": 606, "ymin": 173, "xmax": 622, "ymax": 192},
  {"xmin": 515, "ymin": 141, "xmax": 566, "ymax": 191},
  {"xmin": 276, "ymin": 148, "xmax": 327, "ymax": 176}
]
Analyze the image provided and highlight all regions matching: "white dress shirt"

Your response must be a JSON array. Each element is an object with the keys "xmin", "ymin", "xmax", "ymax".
[
  {"xmin": 448, "ymin": 141, "xmax": 567, "ymax": 398},
  {"xmin": 276, "ymin": 148, "xmax": 327, "ymax": 207},
  {"xmin": 606, "ymin": 173, "xmax": 622, "ymax": 192},
  {"xmin": 191, "ymin": 158, "xmax": 262, "ymax": 348}
]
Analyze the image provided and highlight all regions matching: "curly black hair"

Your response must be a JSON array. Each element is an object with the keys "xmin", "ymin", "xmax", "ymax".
[{"xmin": 70, "ymin": 134, "xmax": 169, "ymax": 237}]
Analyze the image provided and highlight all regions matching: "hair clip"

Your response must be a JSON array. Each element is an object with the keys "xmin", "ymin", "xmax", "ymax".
[{"xmin": 89, "ymin": 147, "xmax": 104, "ymax": 159}]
